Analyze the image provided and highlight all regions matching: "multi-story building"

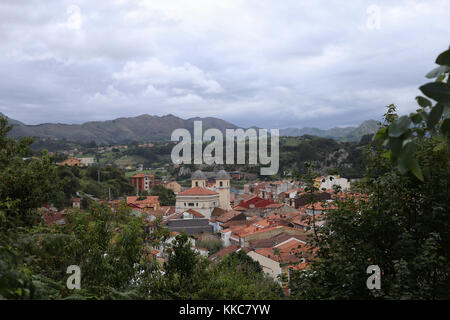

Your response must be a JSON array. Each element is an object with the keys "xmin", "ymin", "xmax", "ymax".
[
  {"xmin": 131, "ymin": 173, "xmax": 155, "ymax": 192},
  {"xmin": 164, "ymin": 181, "xmax": 182, "ymax": 193},
  {"xmin": 175, "ymin": 170, "xmax": 232, "ymax": 219}
]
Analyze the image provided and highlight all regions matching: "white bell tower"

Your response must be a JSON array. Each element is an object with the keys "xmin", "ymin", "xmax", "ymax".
[{"xmin": 215, "ymin": 170, "xmax": 231, "ymax": 210}]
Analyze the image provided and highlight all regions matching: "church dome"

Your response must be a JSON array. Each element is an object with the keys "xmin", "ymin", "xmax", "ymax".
[
  {"xmin": 216, "ymin": 170, "xmax": 230, "ymax": 180},
  {"xmin": 191, "ymin": 170, "xmax": 206, "ymax": 180}
]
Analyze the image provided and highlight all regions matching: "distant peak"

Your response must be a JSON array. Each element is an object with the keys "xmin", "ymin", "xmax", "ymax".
[
  {"xmin": 0, "ymin": 112, "xmax": 25, "ymax": 126},
  {"xmin": 162, "ymin": 114, "xmax": 181, "ymax": 119},
  {"xmin": 359, "ymin": 119, "xmax": 378, "ymax": 125},
  {"xmin": 136, "ymin": 114, "xmax": 153, "ymax": 118}
]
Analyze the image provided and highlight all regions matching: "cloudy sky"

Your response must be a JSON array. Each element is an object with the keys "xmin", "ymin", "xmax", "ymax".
[{"xmin": 0, "ymin": 0, "xmax": 449, "ymax": 129}]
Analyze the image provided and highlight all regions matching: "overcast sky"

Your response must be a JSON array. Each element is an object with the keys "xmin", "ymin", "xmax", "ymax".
[{"xmin": 0, "ymin": 0, "xmax": 449, "ymax": 129}]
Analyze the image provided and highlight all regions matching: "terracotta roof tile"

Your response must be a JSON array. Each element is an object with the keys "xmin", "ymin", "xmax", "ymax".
[
  {"xmin": 216, "ymin": 210, "xmax": 243, "ymax": 223},
  {"xmin": 254, "ymin": 240, "xmax": 311, "ymax": 264},
  {"xmin": 177, "ymin": 186, "xmax": 218, "ymax": 196},
  {"xmin": 127, "ymin": 196, "xmax": 159, "ymax": 205},
  {"xmin": 209, "ymin": 244, "xmax": 250, "ymax": 261},
  {"xmin": 185, "ymin": 209, "xmax": 205, "ymax": 218},
  {"xmin": 265, "ymin": 203, "xmax": 284, "ymax": 209},
  {"xmin": 132, "ymin": 173, "xmax": 155, "ymax": 178}
]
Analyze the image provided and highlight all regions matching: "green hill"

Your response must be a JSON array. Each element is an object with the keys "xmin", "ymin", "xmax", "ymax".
[
  {"xmin": 3, "ymin": 111, "xmax": 379, "ymax": 145},
  {"xmin": 7, "ymin": 114, "xmax": 238, "ymax": 144},
  {"xmin": 280, "ymin": 120, "xmax": 379, "ymax": 142},
  {"xmin": 0, "ymin": 112, "xmax": 25, "ymax": 127}
]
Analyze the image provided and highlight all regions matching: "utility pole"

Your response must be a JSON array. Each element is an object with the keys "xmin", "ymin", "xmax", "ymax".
[{"xmin": 97, "ymin": 156, "xmax": 101, "ymax": 183}]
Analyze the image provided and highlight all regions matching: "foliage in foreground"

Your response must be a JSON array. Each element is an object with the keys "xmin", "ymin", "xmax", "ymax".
[
  {"xmin": 289, "ymin": 48, "xmax": 450, "ymax": 299},
  {"xmin": 2, "ymin": 46, "xmax": 450, "ymax": 300}
]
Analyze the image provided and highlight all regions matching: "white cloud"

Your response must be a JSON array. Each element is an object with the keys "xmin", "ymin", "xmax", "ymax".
[
  {"xmin": 113, "ymin": 58, "xmax": 224, "ymax": 94},
  {"xmin": 66, "ymin": 5, "xmax": 83, "ymax": 30},
  {"xmin": 0, "ymin": 0, "xmax": 449, "ymax": 128}
]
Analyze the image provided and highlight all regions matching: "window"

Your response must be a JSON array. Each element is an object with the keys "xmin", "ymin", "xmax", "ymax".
[
  {"xmin": 195, "ymin": 182, "xmax": 198, "ymax": 186},
  {"xmin": 219, "ymin": 181, "xmax": 223, "ymax": 187},
  {"xmin": 188, "ymin": 203, "xmax": 195, "ymax": 207}
]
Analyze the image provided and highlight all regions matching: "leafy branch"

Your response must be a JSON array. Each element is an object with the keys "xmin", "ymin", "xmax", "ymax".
[{"xmin": 375, "ymin": 46, "xmax": 450, "ymax": 181}]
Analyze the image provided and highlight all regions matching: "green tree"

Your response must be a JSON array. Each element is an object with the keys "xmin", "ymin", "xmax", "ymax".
[
  {"xmin": 145, "ymin": 234, "xmax": 284, "ymax": 300},
  {"xmin": 197, "ymin": 251, "xmax": 285, "ymax": 300},
  {"xmin": 27, "ymin": 203, "xmax": 148, "ymax": 299},
  {"xmin": 148, "ymin": 233, "xmax": 210, "ymax": 299},
  {"xmin": 375, "ymin": 46, "xmax": 450, "ymax": 180},
  {"xmin": 289, "ymin": 49, "xmax": 450, "ymax": 299},
  {"xmin": 195, "ymin": 238, "xmax": 223, "ymax": 255},
  {"xmin": 0, "ymin": 116, "xmax": 59, "ymax": 299},
  {"xmin": 150, "ymin": 184, "xmax": 175, "ymax": 206}
]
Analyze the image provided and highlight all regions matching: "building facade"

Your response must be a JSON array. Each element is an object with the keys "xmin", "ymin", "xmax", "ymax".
[
  {"xmin": 175, "ymin": 170, "xmax": 232, "ymax": 219},
  {"xmin": 215, "ymin": 170, "xmax": 231, "ymax": 210},
  {"xmin": 175, "ymin": 186, "xmax": 220, "ymax": 219},
  {"xmin": 131, "ymin": 173, "xmax": 155, "ymax": 192}
]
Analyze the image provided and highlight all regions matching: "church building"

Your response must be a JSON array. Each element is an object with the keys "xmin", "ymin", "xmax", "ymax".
[{"xmin": 175, "ymin": 170, "xmax": 231, "ymax": 219}]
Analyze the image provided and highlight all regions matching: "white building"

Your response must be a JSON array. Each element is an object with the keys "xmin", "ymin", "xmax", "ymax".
[
  {"xmin": 316, "ymin": 175, "xmax": 351, "ymax": 191},
  {"xmin": 175, "ymin": 170, "xmax": 232, "ymax": 219}
]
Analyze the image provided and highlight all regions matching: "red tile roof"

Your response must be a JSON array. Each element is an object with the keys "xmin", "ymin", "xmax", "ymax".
[
  {"xmin": 160, "ymin": 206, "xmax": 176, "ymax": 215},
  {"xmin": 234, "ymin": 193, "xmax": 254, "ymax": 201},
  {"xmin": 274, "ymin": 238, "xmax": 306, "ymax": 250},
  {"xmin": 132, "ymin": 173, "xmax": 155, "ymax": 179},
  {"xmin": 148, "ymin": 209, "xmax": 165, "ymax": 218},
  {"xmin": 127, "ymin": 196, "xmax": 159, "ymax": 209},
  {"xmin": 305, "ymin": 202, "xmax": 337, "ymax": 211},
  {"xmin": 331, "ymin": 192, "xmax": 369, "ymax": 202},
  {"xmin": 177, "ymin": 186, "xmax": 218, "ymax": 196},
  {"xmin": 127, "ymin": 196, "xmax": 159, "ymax": 204},
  {"xmin": 254, "ymin": 239, "xmax": 311, "ymax": 264},
  {"xmin": 235, "ymin": 196, "xmax": 275, "ymax": 209},
  {"xmin": 216, "ymin": 210, "xmax": 243, "ymax": 223},
  {"xmin": 42, "ymin": 211, "xmax": 67, "ymax": 225},
  {"xmin": 185, "ymin": 209, "xmax": 205, "ymax": 218},
  {"xmin": 211, "ymin": 207, "xmax": 227, "ymax": 217},
  {"xmin": 221, "ymin": 217, "xmax": 260, "ymax": 229},
  {"xmin": 209, "ymin": 244, "xmax": 250, "ymax": 262},
  {"xmin": 264, "ymin": 203, "xmax": 284, "ymax": 209},
  {"xmin": 236, "ymin": 223, "xmax": 290, "ymax": 238},
  {"xmin": 249, "ymin": 232, "xmax": 308, "ymax": 249}
]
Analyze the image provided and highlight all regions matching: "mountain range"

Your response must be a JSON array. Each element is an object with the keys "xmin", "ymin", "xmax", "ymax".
[
  {"xmin": 1, "ymin": 112, "xmax": 378, "ymax": 143},
  {"xmin": 279, "ymin": 120, "xmax": 379, "ymax": 141},
  {"xmin": 0, "ymin": 112, "xmax": 25, "ymax": 127}
]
